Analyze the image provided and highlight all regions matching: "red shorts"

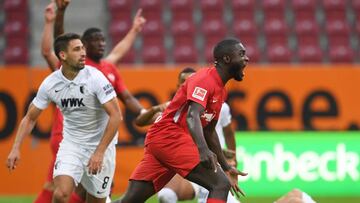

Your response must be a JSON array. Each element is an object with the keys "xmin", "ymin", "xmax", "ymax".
[
  {"xmin": 130, "ymin": 130, "xmax": 200, "ymax": 192},
  {"xmin": 46, "ymin": 133, "xmax": 63, "ymax": 182}
]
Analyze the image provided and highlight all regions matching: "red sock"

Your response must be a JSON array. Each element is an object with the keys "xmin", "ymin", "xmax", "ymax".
[
  {"xmin": 207, "ymin": 198, "xmax": 226, "ymax": 203},
  {"xmin": 34, "ymin": 189, "xmax": 53, "ymax": 203},
  {"xmin": 69, "ymin": 192, "xmax": 85, "ymax": 203}
]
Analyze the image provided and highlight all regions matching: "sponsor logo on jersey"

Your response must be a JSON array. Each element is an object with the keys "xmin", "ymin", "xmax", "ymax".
[
  {"xmin": 192, "ymin": 87, "xmax": 207, "ymax": 101},
  {"xmin": 201, "ymin": 111, "xmax": 216, "ymax": 122},
  {"xmin": 61, "ymin": 98, "xmax": 85, "ymax": 107},
  {"xmin": 103, "ymin": 83, "xmax": 114, "ymax": 96},
  {"xmin": 80, "ymin": 86, "xmax": 84, "ymax": 94}
]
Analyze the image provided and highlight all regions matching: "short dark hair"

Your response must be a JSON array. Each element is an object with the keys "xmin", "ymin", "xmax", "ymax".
[
  {"xmin": 213, "ymin": 38, "xmax": 241, "ymax": 62},
  {"xmin": 54, "ymin": 33, "xmax": 81, "ymax": 59},
  {"xmin": 81, "ymin": 27, "xmax": 102, "ymax": 42},
  {"xmin": 178, "ymin": 67, "xmax": 196, "ymax": 78}
]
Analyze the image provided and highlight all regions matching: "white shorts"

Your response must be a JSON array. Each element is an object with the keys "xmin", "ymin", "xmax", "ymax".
[
  {"xmin": 53, "ymin": 139, "xmax": 116, "ymax": 198},
  {"xmin": 196, "ymin": 185, "xmax": 240, "ymax": 203}
]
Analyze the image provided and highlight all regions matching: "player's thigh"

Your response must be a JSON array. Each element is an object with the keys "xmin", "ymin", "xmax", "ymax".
[
  {"xmin": 53, "ymin": 175, "xmax": 76, "ymax": 195},
  {"xmin": 53, "ymin": 139, "xmax": 84, "ymax": 191},
  {"xmin": 165, "ymin": 174, "xmax": 196, "ymax": 201},
  {"xmin": 81, "ymin": 145, "xmax": 116, "ymax": 199},
  {"xmin": 185, "ymin": 163, "xmax": 228, "ymax": 191}
]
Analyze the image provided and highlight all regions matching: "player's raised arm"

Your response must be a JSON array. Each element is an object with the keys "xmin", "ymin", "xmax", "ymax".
[
  {"xmin": 7, "ymin": 104, "xmax": 43, "ymax": 171},
  {"xmin": 41, "ymin": 2, "xmax": 59, "ymax": 71},
  {"xmin": 54, "ymin": 0, "xmax": 70, "ymax": 38},
  {"xmin": 105, "ymin": 9, "xmax": 146, "ymax": 64},
  {"xmin": 117, "ymin": 89, "xmax": 144, "ymax": 115}
]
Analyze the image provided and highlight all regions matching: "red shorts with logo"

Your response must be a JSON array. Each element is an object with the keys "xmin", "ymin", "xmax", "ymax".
[{"xmin": 130, "ymin": 130, "xmax": 200, "ymax": 192}]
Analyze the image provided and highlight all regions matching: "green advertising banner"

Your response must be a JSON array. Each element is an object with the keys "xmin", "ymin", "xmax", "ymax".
[{"xmin": 235, "ymin": 132, "xmax": 360, "ymax": 197}]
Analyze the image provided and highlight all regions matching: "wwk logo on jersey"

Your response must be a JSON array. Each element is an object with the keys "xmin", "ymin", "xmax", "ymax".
[
  {"xmin": 61, "ymin": 98, "xmax": 85, "ymax": 108},
  {"xmin": 192, "ymin": 87, "xmax": 207, "ymax": 101}
]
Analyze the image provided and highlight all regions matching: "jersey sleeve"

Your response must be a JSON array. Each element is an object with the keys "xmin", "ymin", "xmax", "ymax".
[
  {"xmin": 32, "ymin": 80, "xmax": 51, "ymax": 109},
  {"xmin": 219, "ymin": 102, "xmax": 232, "ymax": 127},
  {"xmin": 91, "ymin": 69, "xmax": 117, "ymax": 104},
  {"xmin": 186, "ymin": 77, "xmax": 212, "ymax": 108},
  {"xmin": 109, "ymin": 64, "xmax": 127, "ymax": 94}
]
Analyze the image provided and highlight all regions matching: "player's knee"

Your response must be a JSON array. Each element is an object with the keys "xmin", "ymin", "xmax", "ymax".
[
  {"xmin": 158, "ymin": 188, "xmax": 178, "ymax": 203},
  {"xmin": 53, "ymin": 187, "xmax": 70, "ymax": 202}
]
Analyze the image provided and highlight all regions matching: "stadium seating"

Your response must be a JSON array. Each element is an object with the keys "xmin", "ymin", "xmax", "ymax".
[
  {"xmin": 4, "ymin": 37, "xmax": 29, "ymax": 64},
  {"xmin": 173, "ymin": 38, "xmax": 198, "ymax": 63},
  {"xmin": 3, "ymin": 0, "xmax": 28, "ymax": 13},
  {"xmin": 141, "ymin": 37, "xmax": 166, "ymax": 63},
  {"xmin": 2, "ymin": 0, "xmax": 358, "ymax": 65},
  {"xmin": 107, "ymin": 0, "xmax": 133, "ymax": 13}
]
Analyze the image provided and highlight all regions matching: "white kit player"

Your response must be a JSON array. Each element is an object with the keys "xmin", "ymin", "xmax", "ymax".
[{"xmin": 7, "ymin": 33, "xmax": 122, "ymax": 203}]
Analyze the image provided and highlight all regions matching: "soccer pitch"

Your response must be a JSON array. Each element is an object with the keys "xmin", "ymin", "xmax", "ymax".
[{"xmin": 0, "ymin": 196, "xmax": 359, "ymax": 203}]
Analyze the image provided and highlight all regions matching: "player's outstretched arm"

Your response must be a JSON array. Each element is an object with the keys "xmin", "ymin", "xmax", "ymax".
[
  {"xmin": 117, "ymin": 89, "xmax": 144, "ymax": 115},
  {"xmin": 41, "ymin": 2, "xmax": 59, "ymax": 71},
  {"xmin": 134, "ymin": 102, "xmax": 168, "ymax": 126},
  {"xmin": 88, "ymin": 98, "xmax": 122, "ymax": 175},
  {"xmin": 105, "ymin": 9, "xmax": 146, "ymax": 64},
  {"xmin": 54, "ymin": 0, "xmax": 70, "ymax": 38},
  {"xmin": 7, "ymin": 104, "xmax": 43, "ymax": 171}
]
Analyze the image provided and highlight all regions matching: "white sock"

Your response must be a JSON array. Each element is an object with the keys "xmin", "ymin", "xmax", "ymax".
[
  {"xmin": 158, "ymin": 188, "xmax": 178, "ymax": 203},
  {"xmin": 302, "ymin": 191, "xmax": 316, "ymax": 203},
  {"xmin": 227, "ymin": 192, "xmax": 240, "ymax": 203}
]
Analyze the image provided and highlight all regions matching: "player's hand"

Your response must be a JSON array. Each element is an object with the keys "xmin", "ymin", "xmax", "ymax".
[
  {"xmin": 55, "ymin": 0, "xmax": 70, "ymax": 10},
  {"xmin": 132, "ymin": 9, "xmax": 146, "ymax": 32},
  {"xmin": 225, "ymin": 166, "xmax": 247, "ymax": 198},
  {"xmin": 44, "ymin": 2, "xmax": 55, "ymax": 22},
  {"xmin": 87, "ymin": 151, "xmax": 104, "ymax": 175},
  {"xmin": 199, "ymin": 149, "xmax": 218, "ymax": 172},
  {"xmin": 7, "ymin": 148, "xmax": 21, "ymax": 172}
]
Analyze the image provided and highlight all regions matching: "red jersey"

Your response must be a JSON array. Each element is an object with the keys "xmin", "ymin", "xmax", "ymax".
[
  {"xmin": 146, "ymin": 67, "xmax": 226, "ymax": 144},
  {"xmin": 86, "ymin": 58, "xmax": 127, "ymax": 93},
  {"xmin": 51, "ymin": 59, "xmax": 127, "ymax": 137}
]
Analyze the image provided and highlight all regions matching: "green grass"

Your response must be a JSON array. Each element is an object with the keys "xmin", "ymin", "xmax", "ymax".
[{"xmin": 0, "ymin": 196, "xmax": 359, "ymax": 203}]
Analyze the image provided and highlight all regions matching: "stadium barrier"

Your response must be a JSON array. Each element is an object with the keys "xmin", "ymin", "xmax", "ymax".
[{"xmin": 0, "ymin": 65, "xmax": 359, "ymax": 195}]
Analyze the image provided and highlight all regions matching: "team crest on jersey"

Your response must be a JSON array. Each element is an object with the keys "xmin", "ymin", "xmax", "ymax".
[{"xmin": 192, "ymin": 87, "xmax": 207, "ymax": 101}]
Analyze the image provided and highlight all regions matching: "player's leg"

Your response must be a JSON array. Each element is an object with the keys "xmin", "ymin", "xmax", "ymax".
[
  {"xmin": 69, "ymin": 184, "xmax": 86, "ymax": 203},
  {"xmin": 33, "ymin": 163, "xmax": 56, "ymax": 203},
  {"xmin": 86, "ymin": 193, "xmax": 107, "ymax": 203},
  {"xmin": 52, "ymin": 140, "xmax": 85, "ymax": 203},
  {"xmin": 81, "ymin": 145, "xmax": 116, "ymax": 203},
  {"xmin": 185, "ymin": 163, "xmax": 231, "ymax": 202},
  {"xmin": 34, "ymin": 134, "xmax": 63, "ymax": 203},
  {"xmin": 158, "ymin": 174, "xmax": 197, "ymax": 203},
  {"xmin": 115, "ymin": 145, "xmax": 175, "ymax": 203},
  {"xmin": 53, "ymin": 175, "xmax": 76, "ymax": 203},
  {"xmin": 117, "ymin": 180, "xmax": 156, "ymax": 203}
]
